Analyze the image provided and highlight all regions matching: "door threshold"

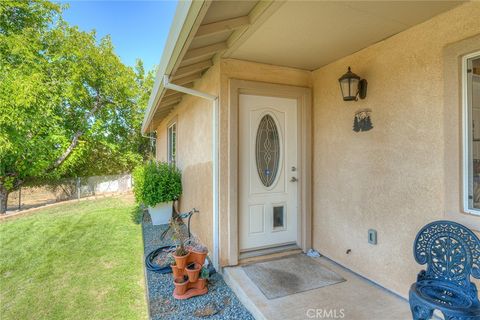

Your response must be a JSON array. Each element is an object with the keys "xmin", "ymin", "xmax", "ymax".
[{"xmin": 238, "ymin": 244, "xmax": 301, "ymax": 265}]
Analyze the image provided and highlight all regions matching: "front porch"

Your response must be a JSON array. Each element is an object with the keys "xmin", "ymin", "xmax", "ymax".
[
  {"xmin": 143, "ymin": 214, "xmax": 414, "ymax": 320},
  {"xmin": 224, "ymin": 252, "xmax": 411, "ymax": 320},
  {"xmin": 142, "ymin": 1, "xmax": 480, "ymax": 319}
]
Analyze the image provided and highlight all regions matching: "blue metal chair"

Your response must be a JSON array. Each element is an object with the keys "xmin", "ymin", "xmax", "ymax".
[{"xmin": 409, "ymin": 220, "xmax": 480, "ymax": 320}]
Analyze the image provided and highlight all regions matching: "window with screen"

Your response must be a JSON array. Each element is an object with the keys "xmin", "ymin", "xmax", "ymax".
[
  {"xmin": 464, "ymin": 52, "xmax": 480, "ymax": 214},
  {"xmin": 167, "ymin": 122, "xmax": 177, "ymax": 166}
]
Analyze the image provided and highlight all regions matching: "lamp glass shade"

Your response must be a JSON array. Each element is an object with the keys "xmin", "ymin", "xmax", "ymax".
[{"xmin": 339, "ymin": 67, "xmax": 360, "ymax": 101}]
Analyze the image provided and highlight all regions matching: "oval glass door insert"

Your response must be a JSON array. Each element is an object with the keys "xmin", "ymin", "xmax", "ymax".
[{"xmin": 256, "ymin": 114, "xmax": 280, "ymax": 187}]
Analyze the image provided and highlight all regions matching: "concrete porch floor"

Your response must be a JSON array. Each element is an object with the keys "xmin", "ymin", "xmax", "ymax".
[{"xmin": 223, "ymin": 254, "xmax": 412, "ymax": 320}]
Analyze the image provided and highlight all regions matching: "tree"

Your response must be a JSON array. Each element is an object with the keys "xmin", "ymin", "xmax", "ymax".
[
  {"xmin": 353, "ymin": 116, "xmax": 361, "ymax": 132},
  {"xmin": 0, "ymin": 1, "xmax": 154, "ymax": 213}
]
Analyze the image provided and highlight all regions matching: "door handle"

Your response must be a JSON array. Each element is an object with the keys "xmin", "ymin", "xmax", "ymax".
[{"xmin": 290, "ymin": 177, "xmax": 298, "ymax": 182}]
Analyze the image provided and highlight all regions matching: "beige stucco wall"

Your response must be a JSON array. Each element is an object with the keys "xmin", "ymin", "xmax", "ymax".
[
  {"xmin": 156, "ymin": 63, "xmax": 220, "ymax": 251},
  {"xmin": 311, "ymin": 2, "xmax": 480, "ymax": 298}
]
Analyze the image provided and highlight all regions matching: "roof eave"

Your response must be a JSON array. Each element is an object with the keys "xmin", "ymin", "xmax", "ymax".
[{"xmin": 141, "ymin": 0, "xmax": 208, "ymax": 134}]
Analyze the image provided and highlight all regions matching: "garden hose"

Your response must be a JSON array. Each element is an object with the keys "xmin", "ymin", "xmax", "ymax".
[
  {"xmin": 145, "ymin": 245, "xmax": 176, "ymax": 274},
  {"xmin": 145, "ymin": 245, "xmax": 216, "ymax": 276}
]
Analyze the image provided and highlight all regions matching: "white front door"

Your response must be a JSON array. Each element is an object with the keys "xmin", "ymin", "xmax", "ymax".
[{"xmin": 239, "ymin": 94, "xmax": 298, "ymax": 251}]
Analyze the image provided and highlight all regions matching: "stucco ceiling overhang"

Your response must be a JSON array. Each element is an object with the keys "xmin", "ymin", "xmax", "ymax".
[
  {"xmin": 142, "ymin": 0, "xmax": 464, "ymax": 133},
  {"xmin": 228, "ymin": 1, "xmax": 464, "ymax": 70}
]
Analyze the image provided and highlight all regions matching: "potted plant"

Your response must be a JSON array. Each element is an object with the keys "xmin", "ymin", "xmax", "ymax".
[
  {"xmin": 190, "ymin": 242, "xmax": 208, "ymax": 265},
  {"xmin": 185, "ymin": 236, "xmax": 208, "ymax": 265},
  {"xmin": 170, "ymin": 217, "xmax": 190, "ymax": 269},
  {"xmin": 194, "ymin": 267, "xmax": 209, "ymax": 290},
  {"xmin": 132, "ymin": 161, "xmax": 182, "ymax": 225},
  {"xmin": 173, "ymin": 275, "xmax": 189, "ymax": 295},
  {"xmin": 170, "ymin": 260, "xmax": 183, "ymax": 278},
  {"xmin": 185, "ymin": 262, "xmax": 201, "ymax": 282}
]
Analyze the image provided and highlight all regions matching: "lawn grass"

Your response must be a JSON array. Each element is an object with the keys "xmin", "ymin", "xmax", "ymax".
[{"xmin": 0, "ymin": 196, "xmax": 147, "ymax": 320}]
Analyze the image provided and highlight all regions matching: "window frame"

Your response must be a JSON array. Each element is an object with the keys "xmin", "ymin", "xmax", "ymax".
[
  {"xmin": 167, "ymin": 121, "xmax": 177, "ymax": 166},
  {"xmin": 462, "ymin": 50, "xmax": 480, "ymax": 216}
]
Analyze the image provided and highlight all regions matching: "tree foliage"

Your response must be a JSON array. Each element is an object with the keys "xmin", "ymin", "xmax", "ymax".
[{"xmin": 0, "ymin": 0, "xmax": 155, "ymax": 212}]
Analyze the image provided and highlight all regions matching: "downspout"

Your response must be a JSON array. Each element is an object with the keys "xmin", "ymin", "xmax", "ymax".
[{"xmin": 162, "ymin": 75, "xmax": 220, "ymax": 272}]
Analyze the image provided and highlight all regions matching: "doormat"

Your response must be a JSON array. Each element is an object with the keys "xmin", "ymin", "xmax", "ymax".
[{"xmin": 242, "ymin": 254, "xmax": 345, "ymax": 299}]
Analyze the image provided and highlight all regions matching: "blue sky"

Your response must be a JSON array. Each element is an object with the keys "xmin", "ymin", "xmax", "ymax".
[{"xmin": 62, "ymin": 1, "xmax": 178, "ymax": 71}]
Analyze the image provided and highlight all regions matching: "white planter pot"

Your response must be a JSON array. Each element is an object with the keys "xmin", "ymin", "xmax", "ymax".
[{"xmin": 148, "ymin": 201, "xmax": 173, "ymax": 225}]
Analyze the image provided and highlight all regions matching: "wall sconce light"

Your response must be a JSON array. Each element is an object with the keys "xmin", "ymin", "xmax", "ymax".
[{"xmin": 338, "ymin": 67, "xmax": 367, "ymax": 101}]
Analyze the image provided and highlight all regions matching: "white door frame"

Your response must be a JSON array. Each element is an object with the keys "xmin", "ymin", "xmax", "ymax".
[{"xmin": 227, "ymin": 79, "xmax": 312, "ymax": 265}]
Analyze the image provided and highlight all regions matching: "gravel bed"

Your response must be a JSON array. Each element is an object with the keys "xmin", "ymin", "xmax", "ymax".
[{"xmin": 142, "ymin": 214, "xmax": 254, "ymax": 320}]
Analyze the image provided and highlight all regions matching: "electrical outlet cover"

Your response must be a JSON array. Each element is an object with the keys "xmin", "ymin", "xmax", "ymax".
[{"xmin": 368, "ymin": 229, "xmax": 377, "ymax": 245}]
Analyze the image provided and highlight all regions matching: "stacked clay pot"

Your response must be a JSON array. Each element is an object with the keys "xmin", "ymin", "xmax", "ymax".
[{"xmin": 171, "ymin": 249, "xmax": 208, "ymax": 299}]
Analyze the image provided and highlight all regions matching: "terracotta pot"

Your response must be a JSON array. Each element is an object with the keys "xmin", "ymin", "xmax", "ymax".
[
  {"xmin": 171, "ymin": 265, "xmax": 183, "ymax": 279},
  {"xmin": 196, "ymin": 278, "xmax": 207, "ymax": 290},
  {"xmin": 172, "ymin": 251, "xmax": 190, "ymax": 269},
  {"xmin": 185, "ymin": 263, "xmax": 201, "ymax": 282},
  {"xmin": 190, "ymin": 250, "xmax": 208, "ymax": 265},
  {"xmin": 173, "ymin": 276, "xmax": 189, "ymax": 296}
]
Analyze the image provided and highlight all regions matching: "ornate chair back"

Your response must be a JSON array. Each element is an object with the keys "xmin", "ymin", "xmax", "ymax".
[{"xmin": 413, "ymin": 221, "xmax": 480, "ymax": 295}]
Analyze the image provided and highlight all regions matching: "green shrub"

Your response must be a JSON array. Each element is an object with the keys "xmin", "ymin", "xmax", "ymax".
[{"xmin": 132, "ymin": 161, "xmax": 182, "ymax": 206}]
